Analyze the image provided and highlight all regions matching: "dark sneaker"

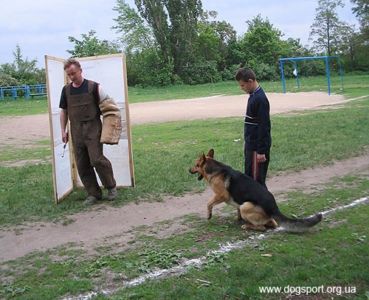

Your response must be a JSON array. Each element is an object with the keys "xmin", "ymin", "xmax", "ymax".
[
  {"xmin": 83, "ymin": 195, "xmax": 100, "ymax": 206},
  {"xmin": 107, "ymin": 187, "xmax": 118, "ymax": 201}
]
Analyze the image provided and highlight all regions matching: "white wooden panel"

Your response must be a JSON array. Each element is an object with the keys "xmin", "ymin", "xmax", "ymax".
[
  {"xmin": 77, "ymin": 55, "xmax": 133, "ymax": 187},
  {"xmin": 45, "ymin": 56, "xmax": 73, "ymax": 202}
]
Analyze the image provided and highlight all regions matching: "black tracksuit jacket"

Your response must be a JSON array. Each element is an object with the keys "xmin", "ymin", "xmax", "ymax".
[{"xmin": 244, "ymin": 86, "xmax": 271, "ymax": 154}]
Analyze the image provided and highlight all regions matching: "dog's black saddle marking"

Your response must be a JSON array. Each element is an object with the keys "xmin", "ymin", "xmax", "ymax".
[{"xmin": 205, "ymin": 159, "xmax": 279, "ymax": 216}]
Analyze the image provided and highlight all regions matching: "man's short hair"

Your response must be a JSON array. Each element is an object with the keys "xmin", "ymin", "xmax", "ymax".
[
  {"xmin": 235, "ymin": 68, "xmax": 256, "ymax": 81},
  {"xmin": 64, "ymin": 58, "xmax": 81, "ymax": 70}
]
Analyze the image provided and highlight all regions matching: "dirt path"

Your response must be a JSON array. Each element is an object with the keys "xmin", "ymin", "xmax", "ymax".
[
  {"xmin": 0, "ymin": 91, "xmax": 358, "ymax": 262},
  {"xmin": 0, "ymin": 92, "xmax": 345, "ymax": 148}
]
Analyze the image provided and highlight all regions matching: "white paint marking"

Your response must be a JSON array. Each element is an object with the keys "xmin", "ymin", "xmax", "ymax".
[
  {"xmin": 345, "ymin": 95, "xmax": 369, "ymax": 102},
  {"xmin": 320, "ymin": 196, "xmax": 368, "ymax": 216}
]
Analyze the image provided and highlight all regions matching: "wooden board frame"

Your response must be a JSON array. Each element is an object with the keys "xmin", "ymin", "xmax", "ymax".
[{"xmin": 45, "ymin": 54, "xmax": 135, "ymax": 204}]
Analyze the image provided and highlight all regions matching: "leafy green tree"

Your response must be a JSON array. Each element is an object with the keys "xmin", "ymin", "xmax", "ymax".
[
  {"xmin": 196, "ymin": 22, "xmax": 221, "ymax": 62},
  {"xmin": 114, "ymin": 0, "xmax": 203, "ymax": 84},
  {"xmin": 0, "ymin": 72, "xmax": 19, "ymax": 86},
  {"xmin": 165, "ymin": 0, "xmax": 203, "ymax": 74},
  {"xmin": 350, "ymin": 0, "xmax": 369, "ymax": 70},
  {"xmin": 237, "ymin": 15, "xmax": 285, "ymax": 79},
  {"xmin": 309, "ymin": 0, "xmax": 345, "ymax": 55},
  {"xmin": 242, "ymin": 15, "xmax": 284, "ymax": 65},
  {"xmin": 351, "ymin": 0, "xmax": 369, "ymax": 38},
  {"xmin": 179, "ymin": 10, "xmax": 238, "ymax": 84},
  {"xmin": 0, "ymin": 45, "xmax": 45, "ymax": 85},
  {"xmin": 126, "ymin": 48, "xmax": 174, "ymax": 86},
  {"xmin": 112, "ymin": 0, "xmax": 154, "ymax": 51},
  {"xmin": 67, "ymin": 30, "xmax": 121, "ymax": 57},
  {"xmin": 212, "ymin": 20, "xmax": 237, "ymax": 64},
  {"xmin": 334, "ymin": 23, "xmax": 358, "ymax": 69},
  {"xmin": 134, "ymin": 0, "xmax": 171, "ymax": 62},
  {"xmin": 281, "ymin": 38, "xmax": 307, "ymax": 57},
  {"xmin": 133, "ymin": 0, "xmax": 202, "ymax": 74},
  {"xmin": 198, "ymin": 11, "xmax": 237, "ymax": 71}
]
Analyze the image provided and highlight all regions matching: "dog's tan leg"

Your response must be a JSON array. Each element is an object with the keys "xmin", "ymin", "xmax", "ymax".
[
  {"xmin": 206, "ymin": 175, "xmax": 230, "ymax": 219},
  {"xmin": 207, "ymin": 194, "xmax": 226, "ymax": 220},
  {"xmin": 207, "ymin": 199, "xmax": 214, "ymax": 220},
  {"xmin": 240, "ymin": 202, "xmax": 270, "ymax": 231}
]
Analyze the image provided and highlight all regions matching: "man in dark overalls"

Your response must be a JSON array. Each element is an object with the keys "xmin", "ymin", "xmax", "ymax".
[
  {"xmin": 235, "ymin": 67, "xmax": 271, "ymax": 189},
  {"xmin": 59, "ymin": 58, "xmax": 117, "ymax": 205}
]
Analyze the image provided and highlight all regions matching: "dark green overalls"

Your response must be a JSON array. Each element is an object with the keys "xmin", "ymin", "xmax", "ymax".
[{"xmin": 66, "ymin": 80, "xmax": 116, "ymax": 198}]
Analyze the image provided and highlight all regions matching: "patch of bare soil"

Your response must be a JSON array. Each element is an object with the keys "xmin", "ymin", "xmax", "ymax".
[
  {"xmin": 0, "ymin": 92, "xmax": 344, "ymax": 149},
  {"xmin": 1, "ymin": 152, "xmax": 369, "ymax": 262}
]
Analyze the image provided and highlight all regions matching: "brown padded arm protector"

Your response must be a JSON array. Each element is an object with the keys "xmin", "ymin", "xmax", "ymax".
[
  {"xmin": 99, "ymin": 99, "xmax": 122, "ymax": 145},
  {"xmin": 99, "ymin": 98, "xmax": 121, "ymax": 117}
]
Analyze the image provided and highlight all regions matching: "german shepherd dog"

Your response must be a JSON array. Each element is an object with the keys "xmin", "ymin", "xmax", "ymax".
[{"xmin": 189, "ymin": 149, "xmax": 322, "ymax": 232}]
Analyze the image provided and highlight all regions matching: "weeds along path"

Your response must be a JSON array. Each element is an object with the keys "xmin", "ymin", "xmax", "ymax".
[
  {"xmin": 1, "ymin": 153, "xmax": 369, "ymax": 262},
  {"xmin": 0, "ymin": 92, "xmax": 344, "ymax": 148}
]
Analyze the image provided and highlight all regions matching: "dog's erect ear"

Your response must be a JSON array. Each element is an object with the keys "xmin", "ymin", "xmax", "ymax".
[
  {"xmin": 201, "ymin": 153, "xmax": 206, "ymax": 162},
  {"xmin": 207, "ymin": 149, "xmax": 214, "ymax": 158}
]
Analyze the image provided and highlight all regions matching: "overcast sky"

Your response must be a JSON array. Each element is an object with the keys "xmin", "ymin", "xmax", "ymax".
[{"xmin": 0, "ymin": 0, "xmax": 357, "ymax": 68}]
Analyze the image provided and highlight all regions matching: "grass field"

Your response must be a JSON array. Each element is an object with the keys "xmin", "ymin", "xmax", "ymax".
[{"xmin": 0, "ymin": 74, "xmax": 368, "ymax": 116}]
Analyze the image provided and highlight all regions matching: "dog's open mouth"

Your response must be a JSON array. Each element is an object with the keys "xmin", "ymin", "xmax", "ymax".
[{"xmin": 189, "ymin": 168, "xmax": 203, "ymax": 181}]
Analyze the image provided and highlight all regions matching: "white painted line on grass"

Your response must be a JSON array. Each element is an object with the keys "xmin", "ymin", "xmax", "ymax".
[
  {"xmin": 62, "ymin": 196, "xmax": 369, "ymax": 300},
  {"xmin": 320, "ymin": 196, "xmax": 369, "ymax": 216},
  {"xmin": 345, "ymin": 95, "xmax": 369, "ymax": 102}
]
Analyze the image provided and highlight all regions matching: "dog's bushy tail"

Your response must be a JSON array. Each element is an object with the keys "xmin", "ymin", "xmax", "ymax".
[{"xmin": 272, "ymin": 210, "xmax": 323, "ymax": 232}]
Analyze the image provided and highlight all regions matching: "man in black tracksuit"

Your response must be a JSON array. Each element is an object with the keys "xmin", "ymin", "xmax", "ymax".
[{"xmin": 235, "ymin": 68, "xmax": 271, "ymax": 189}]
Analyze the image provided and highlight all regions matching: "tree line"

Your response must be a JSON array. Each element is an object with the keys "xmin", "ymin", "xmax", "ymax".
[{"xmin": 0, "ymin": 0, "xmax": 368, "ymax": 87}]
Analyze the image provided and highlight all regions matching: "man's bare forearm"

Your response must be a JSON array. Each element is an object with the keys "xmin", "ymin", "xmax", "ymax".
[{"xmin": 60, "ymin": 109, "xmax": 69, "ymax": 143}]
